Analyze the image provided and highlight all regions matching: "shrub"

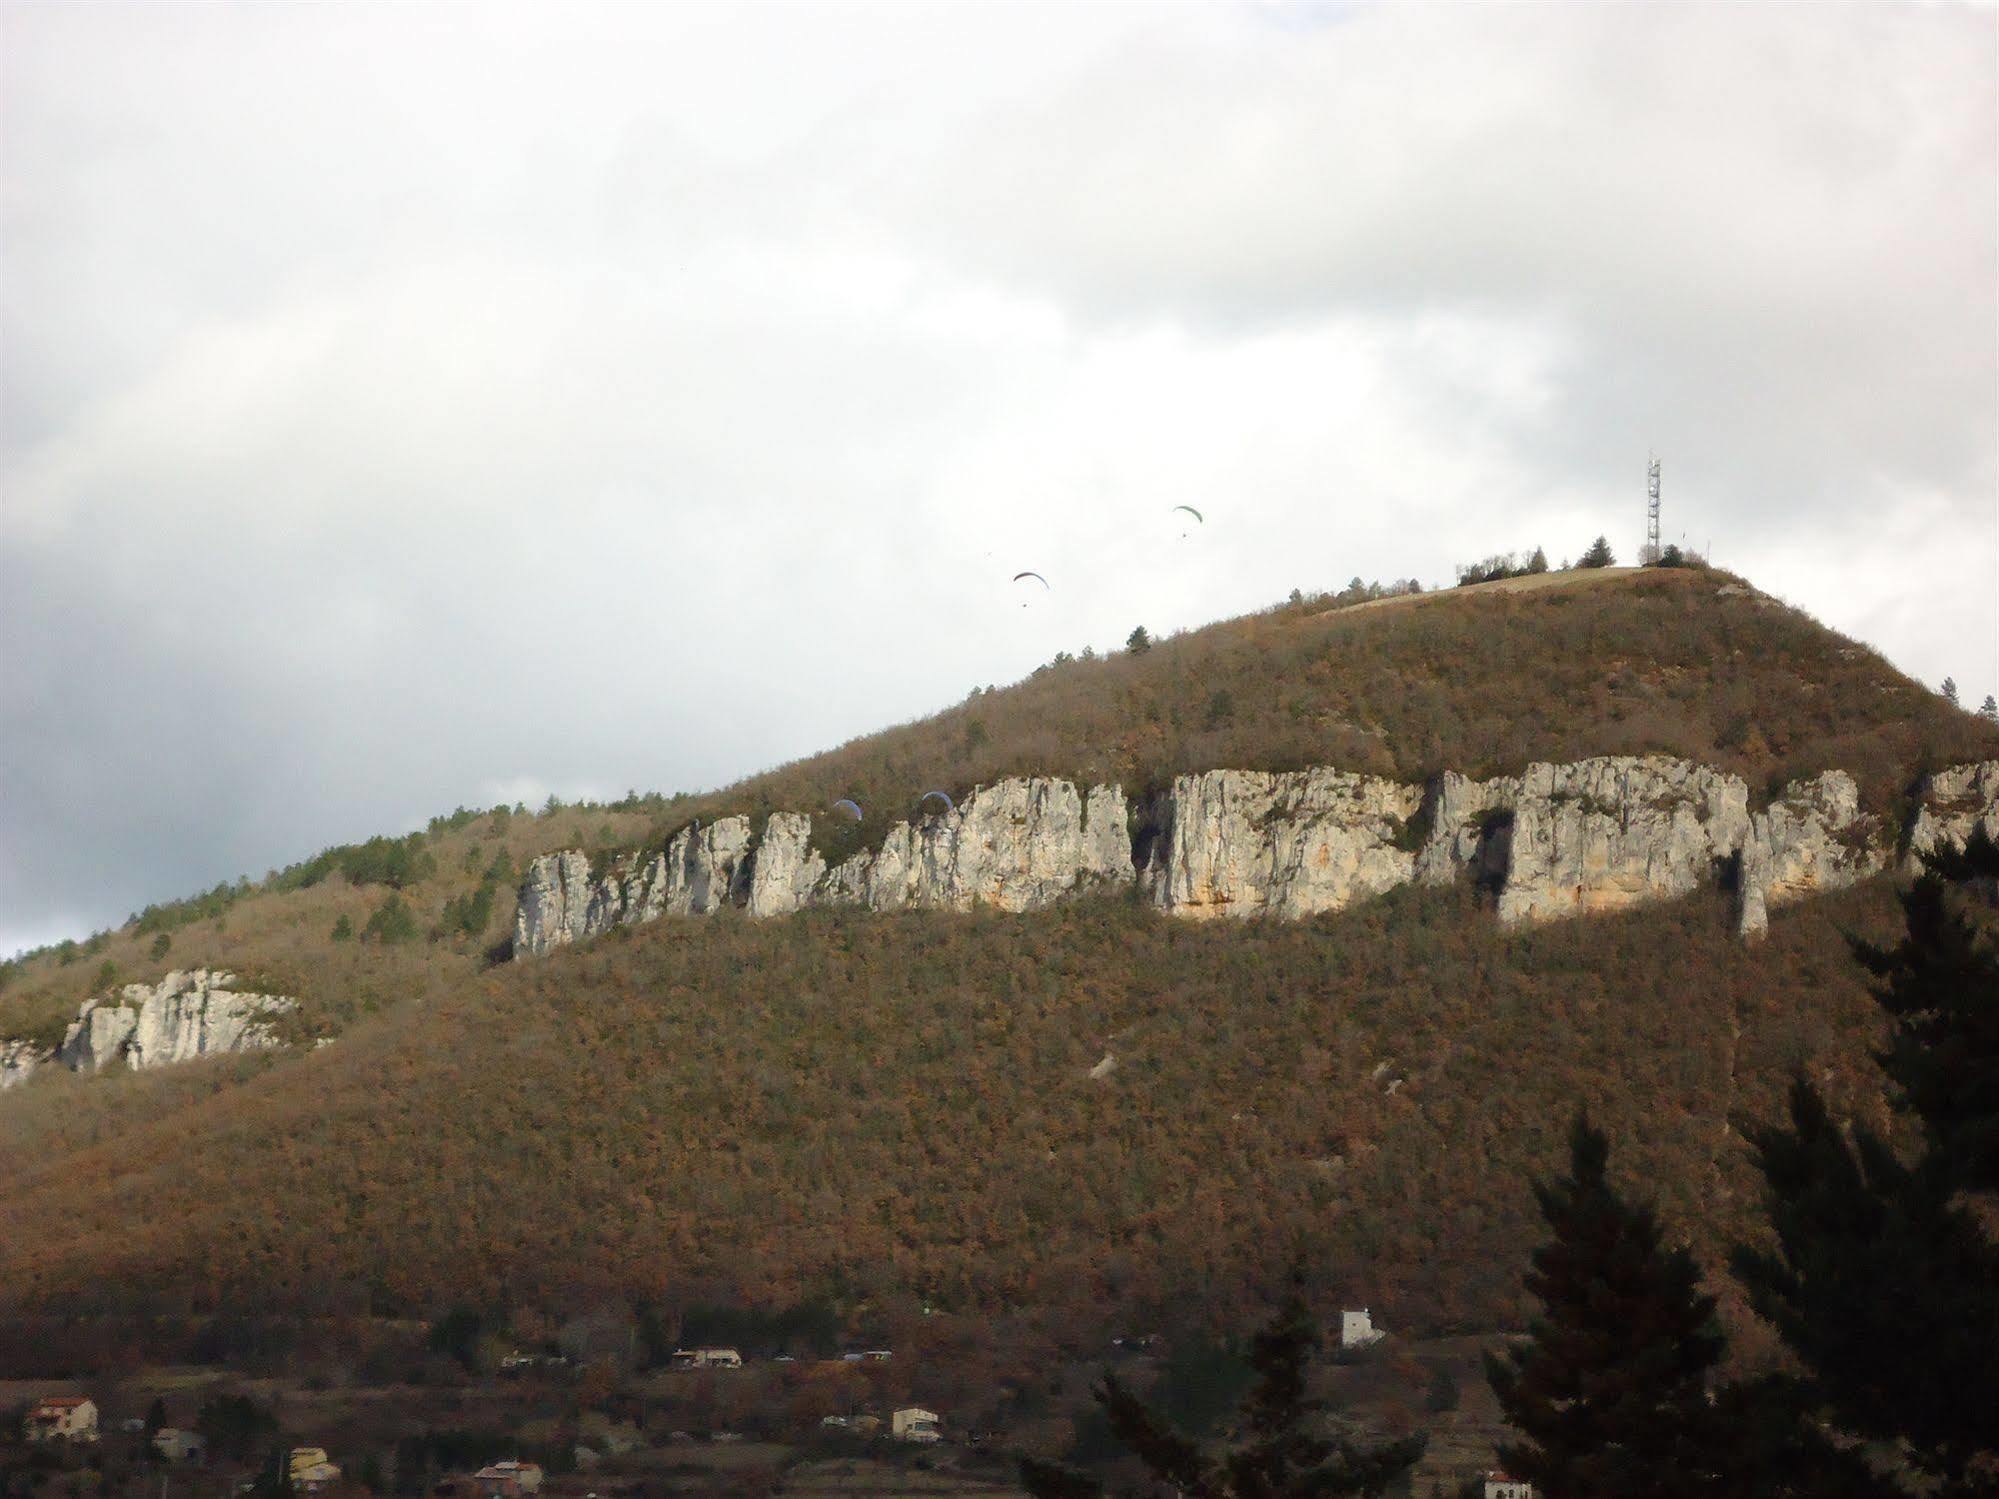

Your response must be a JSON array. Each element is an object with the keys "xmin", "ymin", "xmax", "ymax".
[
  {"xmin": 362, "ymin": 895, "xmax": 419, "ymax": 945},
  {"xmin": 149, "ymin": 932, "xmax": 172, "ymax": 960},
  {"xmin": 331, "ymin": 915, "xmax": 354, "ymax": 942}
]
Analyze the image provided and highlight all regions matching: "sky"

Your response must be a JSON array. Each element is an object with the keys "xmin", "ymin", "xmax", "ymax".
[{"xmin": 3, "ymin": 0, "xmax": 1995, "ymax": 956}]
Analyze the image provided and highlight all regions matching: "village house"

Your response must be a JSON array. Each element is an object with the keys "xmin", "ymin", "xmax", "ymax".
[
  {"xmin": 472, "ymin": 1460, "xmax": 544, "ymax": 1497},
  {"xmin": 667, "ymin": 1347, "xmax": 742, "ymax": 1369},
  {"xmin": 25, "ymin": 1397, "xmax": 99, "ymax": 1443},
  {"xmin": 1338, "ymin": 1309, "xmax": 1385, "ymax": 1350},
  {"xmin": 891, "ymin": 1408, "xmax": 941, "ymax": 1445},
  {"xmin": 1483, "ymin": 1474, "xmax": 1535, "ymax": 1499},
  {"xmin": 152, "ymin": 1428, "xmax": 207, "ymax": 1463},
  {"xmin": 289, "ymin": 1447, "xmax": 342, "ymax": 1493}
]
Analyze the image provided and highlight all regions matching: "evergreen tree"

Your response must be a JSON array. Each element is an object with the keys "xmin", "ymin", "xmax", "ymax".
[
  {"xmin": 144, "ymin": 1397, "xmax": 167, "ymax": 1435},
  {"xmin": 1981, "ymin": 694, "xmax": 1998, "ymax": 722},
  {"xmin": 1022, "ymin": 1275, "xmax": 1425, "ymax": 1499},
  {"xmin": 1527, "ymin": 546, "xmax": 1550, "ymax": 574},
  {"xmin": 1484, "ymin": 1113, "xmax": 1730, "ymax": 1498},
  {"xmin": 1853, "ymin": 831, "xmax": 1999, "ymax": 1191},
  {"xmin": 1732, "ymin": 836, "xmax": 1999, "ymax": 1494},
  {"xmin": 1941, "ymin": 676, "xmax": 1959, "ymax": 707},
  {"xmin": 1126, "ymin": 625, "xmax": 1152, "ymax": 655},
  {"xmin": 1578, "ymin": 536, "xmax": 1615, "ymax": 568}
]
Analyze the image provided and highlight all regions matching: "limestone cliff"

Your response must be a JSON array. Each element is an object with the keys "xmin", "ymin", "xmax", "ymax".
[
  {"xmin": 1906, "ymin": 761, "xmax": 1999, "ymax": 871},
  {"xmin": 0, "ymin": 1039, "xmax": 45, "ymax": 1091},
  {"xmin": 1493, "ymin": 758, "xmax": 1750, "ymax": 925},
  {"xmin": 1737, "ymin": 771, "xmax": 1884, "ymax": 939},
  {"xmin": 25, "ymin": 970, "xmax": 298, "ymax": 1080},
  {"xmin": 1142, "ymin": 768, "xmax": 1421, "ymax": 919},
  {"xmin": 507, "ymin": 759, "xmax": 1999, "ymax": 957}
]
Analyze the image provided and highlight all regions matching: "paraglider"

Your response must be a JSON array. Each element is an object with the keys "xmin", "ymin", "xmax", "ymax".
[
  {"xmin": 1013, "ymin": 570, "xmax": 1049, "ymax": 607},
  {"xmin": 1170, "ymin": 505, "xmax": 1204, "ymax": 524},
  {"xmin": 829, "ymin": 799, "xmax": 863, "ymax": 822},
  {"xmin": 919, "ymin": 790, "xmax": 955, "ymax": 815}
]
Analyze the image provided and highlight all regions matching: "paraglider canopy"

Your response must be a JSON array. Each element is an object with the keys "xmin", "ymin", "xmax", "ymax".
[
  {"xmin": 1012, "ymin": 571, "xmax": 1050, "ymax": 587},
  {"xmin": 919, "ymin": 790, "xmax": 955, "ymax": 814},
  {"xmin": 829, "ymin": 799, "xmax": 863, "ymax": 822},
  {"xmin": 1170, "ymin": 505, "xmax": 1204, "ymax": 524}
]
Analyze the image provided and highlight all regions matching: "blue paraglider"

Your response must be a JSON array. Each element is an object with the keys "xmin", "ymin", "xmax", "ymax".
[
  {"xmin": 919, "ymin": 790, "xmax": 955, "ymax": 815},
  {"xmin": 829, "ymin": 799, "xmax": 864, "ymax": 822}
]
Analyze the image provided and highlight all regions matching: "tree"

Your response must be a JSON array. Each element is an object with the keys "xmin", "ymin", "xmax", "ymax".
[
  {"xmin": 195, "ymin": 1393, "xmax": 277, "ymax": 1463},
  {"xmin": 1578, "ymin": 536, "xmax": 1616, "ymax": 569},
  {"xmin": 1981, "ymin": 694, "xmax": 1997, "ymax": 721},
  {"xmin": 1126, "ymin": 626, "xmax": 1152, "ymax": 655},
  {"xmin": 149, "ymin": 932, "xmax": 172, "ymax": 959},
  {"xmin": 1527, "ymin": 547, "xmax": 1549, "ymax": 574},
  {"xmin": 1484, "ymin": 1113, "xmax": 1730, "ymax": 1497},
  {"xmin": 331, "ymin": 915, "xmax": 353, "ymax": 942},
  {"xmin": 1022, "ymin": 1275, "xmax": 1425, "ymax": 1499},
  {"xmin": 144, "ymin": 1398, "xmax": 167, "ymax": 1436},
  {"xmin": 1941, "ymin": 676, "xmax": 1960, "ymax": 707},
  {"xmin": 1731, "ymin": 836, "xmax": 1999, "ymax": 1494}
]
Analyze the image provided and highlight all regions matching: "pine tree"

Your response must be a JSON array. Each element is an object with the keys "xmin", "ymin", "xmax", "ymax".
[
  {"xmin": 1853, "ymin": 830, "xmax": 1999, "ymax": 1191},
  {"xmin": 1981, "ymin": 694, "xmax": 1998, "ymax": 721},
  {"xmin": 1732, "ymin": 835, "xmax": 1999, "ymax": 1494},
  {"xmin": 1021, "ymin": 1275, "xmax": 1426, "ymax": 1499},
  {"xmin": 1578, "ymin": 536, "xmax": 1615, "ymax": 568},
  {"xmin": 1940, "ymin": 676, "xmax": 1959, "ymax": 707},
  {"xmin": 1484, "ymin": 1113, "xmax": 1729, "ymax": 1498},
  {"xmin": 1126, "ymin": 625, "xmax": 1152, "ymax": 655}
]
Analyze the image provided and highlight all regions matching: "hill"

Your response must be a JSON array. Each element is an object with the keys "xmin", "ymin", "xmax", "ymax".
[{"xmin": 1, "ymin": 564, "xmax": 1994, "ymax": 1348}]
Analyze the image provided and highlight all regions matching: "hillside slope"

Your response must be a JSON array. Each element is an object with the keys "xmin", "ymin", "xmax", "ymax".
[{"xmin": 0, "ymin": 565, "xmax": 1993, "ymax": 1338}]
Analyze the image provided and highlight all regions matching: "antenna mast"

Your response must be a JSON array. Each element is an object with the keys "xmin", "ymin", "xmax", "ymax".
[{"xmin": 1645, "ymin": 454, "xmax": 1662, "ymax": 563}]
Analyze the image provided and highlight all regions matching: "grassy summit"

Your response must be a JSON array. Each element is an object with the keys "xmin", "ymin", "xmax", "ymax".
[{"xmin": 0, "ymin": 566, "xmax": 1990, "ymax": 1337}]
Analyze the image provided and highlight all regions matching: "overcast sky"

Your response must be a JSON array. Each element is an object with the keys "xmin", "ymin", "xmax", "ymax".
[{"xmin": 3, "ymin": 1, "xmax": 1995, "ymax": 956}]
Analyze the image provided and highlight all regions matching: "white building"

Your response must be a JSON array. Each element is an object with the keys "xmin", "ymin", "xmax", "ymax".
[
  {"xmin": 891, "ymin": 1408, "xmax": 941, "ymax": 1444},
  {"xmin": 1484, "ymin": 1474, "xmax": 1535, "ymax": 1499},
  {"xmin": 668, "ymin": 1347, "xmax": 742, "ymax": 1369},
  {"xmin": 1338, "ymin": 1309, "xmax": 1384, "ymax": 1349},
  {"xmin": 25, "ymin": 1397, "xmax": 98, "ymax": 1443}
]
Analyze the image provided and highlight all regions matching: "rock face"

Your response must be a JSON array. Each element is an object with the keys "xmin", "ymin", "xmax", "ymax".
[
  {"xmin": 1907, "ymin": 761, "xmax": 1999, "ymax": 871},
  {"xmin": 1494, "ymin": 758, "xmax": 1751, "ymax": 925},
  {"xmin": 507, "ymin": 760, "xmax": 1999, "ymax": 957},
  {"xmin": 1143, "ymin": 768, "xmax": 1421, "ymax": 919},
  {"xmin": 1738, "ymin": 772, "xmax": 1884, "ymax": 938},
  {"xmin": 0, "ymin": 1039, "xmax": 47, "ymax": 1091},
  {"xmin": 49, "ymin": 970, "xmax": 295, "ymax": 1076}
]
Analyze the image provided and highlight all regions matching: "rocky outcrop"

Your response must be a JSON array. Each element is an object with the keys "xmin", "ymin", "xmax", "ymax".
[
  {"xmin": 1906, "ymin": 761, "xmax": 1999, "ymax": 871},
  {"xmin": 1494, "ymin": 758, "xmax": 1751, "ymax": 925},
  {"xmin": 513, "ymin": 850, "xmax": 600, "ymax": 958},
  {"xmin": 1143, "ymin": 768, "xmax": 1421, "ymax": 919},
  {"xmin": 0, "ymin": 1039, "xmax": 48, "ymax": 1091},
  {"xmin": 49, "ymin": 970, "xmax": 295, "ymax": 1076},
  {"xmin": 1738, "ymin": 771, "xmax": 1884, "ymax": 938},
  {"xmin": 747, "ymin": 813, "xmax": 826, "ymax": 918},
  {"xmin": 507, "ymin": 760, "xmax": 1999, "ymax": 957}
]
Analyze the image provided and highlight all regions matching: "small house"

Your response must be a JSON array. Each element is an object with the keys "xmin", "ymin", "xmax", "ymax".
[
  {"xmin": 289, "ymin": 1449, "xmax": 342, "ymax": 1493},
  {"xmin": 472, "ymin": 1461, "xmax": 544, "ymax": 1497},
  {"xmin": 891, "ymin": 1408, "xmax": 941, "ymax": 1445},
  {"xmin": 1338, "ymin": 1309, "xmax": 1385, "ymax": 1350},
  {"xmin": 668, "ymin": 1347, "xmax": 742, "ymax": 1370},
  {"xmin": 152, "ymin": 1428, "xmax": 207, "ymax": 1463},
  {"xmin": 25, "ymin": 1397, "xmax": 99, "ymax": 1442},
  {"xmin": 1483, "ymin": 1475, "xmax": 1535, "ymax": 1499}
]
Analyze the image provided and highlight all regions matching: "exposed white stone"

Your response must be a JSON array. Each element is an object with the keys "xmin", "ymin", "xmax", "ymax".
[
  {"xmin": 1496, "ymin": 757, "xmax": 1751, "ymax": 925},
  {"xmin": 53, "ymin": 970, "xmax": 295, "ymax": 1075},
  {"xmin": 0, "ymin": 1039, "xmax": 49, "ymax": 1090},
  {"xmin": 1906, "ymin": 761, "xmax": 1999, "ymax": 872},
  {"xmin": 513, "ymin": 851, "xmax": 599, "ymax": 957},
  {"xmin": 1738, "ymin": 771, "xmax": 1885, "ymax": 938},
  {"xmin": 1414, "ymin": 770, "xmax": 1520, "ymax": 886},
  {"xmin": 747, "ymin": 813, "xmax": 826, "ymax": 918},
  {"xmin": 1144, "ymin": 767, "xmax": 1423, "ymax": 919}
]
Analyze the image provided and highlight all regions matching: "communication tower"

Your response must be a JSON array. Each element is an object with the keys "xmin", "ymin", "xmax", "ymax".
[{"xmin": 1645, "ymin": 455, "xmax": 1662, "ymax": 563}]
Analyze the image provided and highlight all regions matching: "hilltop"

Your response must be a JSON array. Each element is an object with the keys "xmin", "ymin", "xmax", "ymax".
[{"xmin": 1, "ymin": 564, "xmax": 1994, "ymax": 1346}]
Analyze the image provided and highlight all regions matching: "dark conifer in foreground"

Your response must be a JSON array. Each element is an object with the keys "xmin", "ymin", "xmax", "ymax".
[
  {"xmin": 1483, "ymin": 1113, "xmax": 1728, "ymax": 1498},
  {"xmin": 1732, "ymin": 834, "xmax": 1999, "ymax": 1496},
  {"xmin": 1021, "ymin": 1273, "xmax": 1426, "ymax": 1499}
]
